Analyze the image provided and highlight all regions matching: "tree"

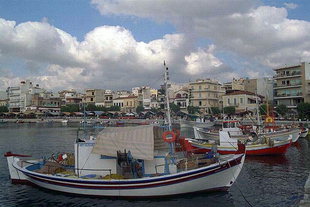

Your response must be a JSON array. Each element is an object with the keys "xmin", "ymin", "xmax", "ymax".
[
  {"xmin": 136, "ymin": 105, "xmax": 145, "ymax": 114},
  {"xmin": 169, "ymin": 103, "xmax": 180, "ymax": 113},
  {"xmin": 297, "ymin": 103, "xmax": 310, "ymax": 120},
  {"xmin": 85, "ymin": 103, "xmax": 97, "ymax": 111},
  {"xmin": 108, "ymin": 105, "xmax": 121, "ymax": 111},
  {"xmin": 61, "ymin": 104, "xmax": 79, "ymax": 112},
  {"xmin": 259, "ymin": 104, "xmax": 267, "ymax": 116},
  {"xmin": 210, "ymin": 107, "xmax": 221, "ymax": 115},
  {"xmin": 224, "ymin": 106, "xmax": 235, "ymax": 115},
  {"xmin": 0, "ymin": 106, "xmax": 8, "ymax": 113},
  {"xmin": 150, "ymin": 107, "xmax": 159, "ymax": 114},
  {"xmin": 187, "ymin": 106, "xmax": 200, "ymax": 114},
  {"xmin": 275, "ymin": 104, "xmax": 288, "ymax": 117}
]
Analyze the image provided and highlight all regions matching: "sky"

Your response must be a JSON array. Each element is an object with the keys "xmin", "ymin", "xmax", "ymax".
[{"xmin": 0, "ymin": 0, "xmax": 310, "ymax": 92}]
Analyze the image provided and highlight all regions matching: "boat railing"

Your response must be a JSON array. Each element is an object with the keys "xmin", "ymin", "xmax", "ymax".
[
  {"xmin": 155, "ymin": 164, "xmax": 166, "ymax": 174},
  {"xmin": 21, "ymin": 160, "xmax": 112, "ymax": 178}
]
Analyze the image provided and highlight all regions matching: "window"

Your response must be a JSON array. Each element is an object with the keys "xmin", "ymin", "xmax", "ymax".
[
  {"xmin": 240, "ymin": 98, "xmax": 243, "ymax": 104},
  {"xmin": 234, "ymin": 98, "xmax": 237, "ymax": 105},
  {"xmin": 92, "ymin": 92, "xmax": 94, "ymax": 95},
  {"xmin": 228, "ymin": 98, "xmax": 230, "ymax": 104},
  {"xmin": 90, "ymin": 98, "xmax": 93, "ymax": 101},
  {"xmin": 199, "ymin": 85, "xmax": 202, "ymax": 90},
  {"xmin": 199, "ymin": 93, "xmax": 201, "ymax": 98},
  {"xmin": 199, "ymin": 101, "xmax": 202, "ymax": 106}
]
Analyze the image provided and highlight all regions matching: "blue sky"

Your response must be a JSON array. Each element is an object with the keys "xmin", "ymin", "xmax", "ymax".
[
  {"xmin": 0, "ymin": 0, "xmax": 309, "ymax": 91},
  {"xmin": 0, "ymin": 0, "xmax": 175, "ymax": 42}
]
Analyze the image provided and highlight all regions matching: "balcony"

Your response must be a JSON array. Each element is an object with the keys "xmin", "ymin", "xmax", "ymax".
[
  {"xmin": 273, "ymin": 83, "xmax": 302, "ymax": 89},
  {"xmin": 273, "ymin": 72, "xmax": 301, "ymax": 80},
  {"xmin": 191, "ymin": 88, "xmax": 224, "ymax": 93},
  {"xmin": 274, "ymin": 92, "xmax": 303, "ymax": 99}
]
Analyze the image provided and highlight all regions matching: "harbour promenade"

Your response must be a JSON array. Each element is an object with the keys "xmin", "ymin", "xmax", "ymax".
[{"xmin": 1, "ymin": 117, "xmax": 309, "ymax": 125}]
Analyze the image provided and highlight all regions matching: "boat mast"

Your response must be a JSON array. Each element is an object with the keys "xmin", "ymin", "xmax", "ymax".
[
  {"xmin": 255, "ymin": 90, "xmax": 261, "ymax": 130},
  {"xmin": 164, "ymin": 61, "xmax": 172, "ymax": 130}
]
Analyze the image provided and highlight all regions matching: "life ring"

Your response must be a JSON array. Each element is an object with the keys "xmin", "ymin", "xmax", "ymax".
[
  {"xmin": 162, "ymin": 131, "xmax": 176, "ymax": 143},
  {"xmin": 265, "ymin": 116, "xmax": 274, "ymax": 123}
]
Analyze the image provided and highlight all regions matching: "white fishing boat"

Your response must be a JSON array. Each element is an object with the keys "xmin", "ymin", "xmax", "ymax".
[
  {"xmin": 4, "ymin": 62, "xmax": 246, "ymax": 198},
  {"xmin": 61, "ymin": 119, "xmax": 68, "ymax": 124},
  {"xmin": 5, "ymin": 125, "xmax": 245, "ymax": 197},
  {"xmin": 180, "ymin": 119, "xmax": 214, "ymax": 129},
  {"xmin": 193, "ymin": 120, "xmax": 301, "ymax": 143}
]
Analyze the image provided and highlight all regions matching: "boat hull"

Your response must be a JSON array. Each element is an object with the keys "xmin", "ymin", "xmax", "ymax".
[
  {"xmin": 8, "ymin": 154, "xmax": 245, "ymax": 197},
  {"xmin": 300, "ymin": 128, "xmax": 309, "ymax": 138},
  {"xmin": 189, "ymin": 140, "xmax": 292, "ymax": 156}
]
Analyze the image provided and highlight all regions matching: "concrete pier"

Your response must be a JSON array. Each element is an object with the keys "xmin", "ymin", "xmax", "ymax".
[{"xmin": 300, "ymin": 173, "xmax": 310, "ymax": 207}]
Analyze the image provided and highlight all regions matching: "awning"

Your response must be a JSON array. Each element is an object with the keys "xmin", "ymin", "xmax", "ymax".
[{"xmin": 92, "ymin": 125, "xmax": 156, "ymax": 160}]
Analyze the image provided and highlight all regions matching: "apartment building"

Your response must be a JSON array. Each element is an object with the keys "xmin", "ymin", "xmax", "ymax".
[
  {"xmin": 59, "ymin": 89, "xmax": 83, "ymax": 105},
  {"xmin": 244, "ymin": 78, "xmax": 274, "ymax": 101},
  {"xmin": 273, "ymin": 62, "xmax": 310, "ymax": 108},
  {"xmin": 173, "ymin": 88, "xmax": 189, "ymax": 112},
  {"xmin": 189, "ymin": 79, "xmax": 225, "ymax": 113},
  {"xmin": 0, "ymin": 91, "xmax": 8, "ymax": 107},
  {"xmin": 7, "ymin": 80, "xmax": 44, "ymax": 112},
  {"xmin": 84, "ymin": 89, "xmax": 105, "ymax": 104},
  {"xmin": 113, "ymin": 96, "xmax": 138, "ymax": 113}
]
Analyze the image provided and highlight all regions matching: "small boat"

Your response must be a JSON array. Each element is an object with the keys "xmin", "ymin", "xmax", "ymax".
[
  {"xmin": 188, "ymin": 130, "xmax": 292, "ymax": 156},
  {"xmin": 194, "ymin": 120, "xmax": 301, "ymax": 143},
  {"xmin": 300, "ymin": 127, "xmax": 309, "ymax": 138},
  {"xmin": 61, "ymin": 119, "xmax": 68, "ymax": 124},
  {"xmin": 0, "ymin": 119, "xmax": 8, "ymax": 124},
  {"xmin": 179, "ymin": 119, "xmax": 214, "ymax": 129}
]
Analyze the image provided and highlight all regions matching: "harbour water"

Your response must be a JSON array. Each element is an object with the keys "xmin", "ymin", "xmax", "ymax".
[{"xmin": 0, "ymin": 123, "xmax": 309, "ymax": 207}]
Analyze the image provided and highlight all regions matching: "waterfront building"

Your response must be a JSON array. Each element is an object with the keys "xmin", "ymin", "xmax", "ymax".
[
  {"xmin": 223, "ymin": 78, "xmax": 245, "ymax": 92},
  {"xmin": 59, "ymin": 89, "xmax": 83, "ymax": 105},
  {"xmin": 26, "ymin": 91, "xmax": 61, "ymax": 114},
  {"xmin": 273, "ymin": 62, "xmax": 310, "ymax": 108},
  {"xmin": 7, "ymin": 80, "xmax": 44, "ymax": 112},
  {"xmin": 0, "ymin": 91, "xmax": 8, "ymax": 107},
  {"xmin": 189, "ymin": 79, "xmax": 225, "ymax": 114},
  {"xmin": 132, "ymin": 86, "xmax": 158, "ymax": 110},
  {"xmin": 173, "ymin": 87, "xmax": 189, "ymax": 112},
  {"xmin": 84, "ymin": 89, "xmax": 105, "ymax": 104},
  {"xmin": 113, "ymin": 96, "xmax": 138, "ymax": 113},
  {"xmin": 222, "ymin": 90, "xmax": 263, "ymax": 113},
  {"xmin": 93, "ymin": 90, "xmax": 114, "ymax": 108},
  {"xmin": 243, "ymin": 78, "xmax": 274, "ymax": 102}
]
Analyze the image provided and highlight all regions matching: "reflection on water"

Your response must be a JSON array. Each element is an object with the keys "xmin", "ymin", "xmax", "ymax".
[
  {"xmin": 0, "ymin": 123, "xmax": 310, "ymax": 207},
  {"xmin": 246, "ymin": 155, "xmax": 289, "ymax": 166}
]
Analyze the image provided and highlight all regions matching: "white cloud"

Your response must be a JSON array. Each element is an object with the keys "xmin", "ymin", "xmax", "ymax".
[
  {"xmin": 284, "ymin": 3, "xmax": 298, "ymax": 10},
  {"xmin": 2, "ymin": 0, "xmax": 310, "ymax": 91},
  {"xmin": 0, "ymin": 18, "xmax": 230, "ymax": 91},
  {"xmin": 184, "ymin": 45, "xmax": 223, "ymax": 75},
  {"xmin": 92, "ymin": 0, "xmax": 310, "ymax": 75}
]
